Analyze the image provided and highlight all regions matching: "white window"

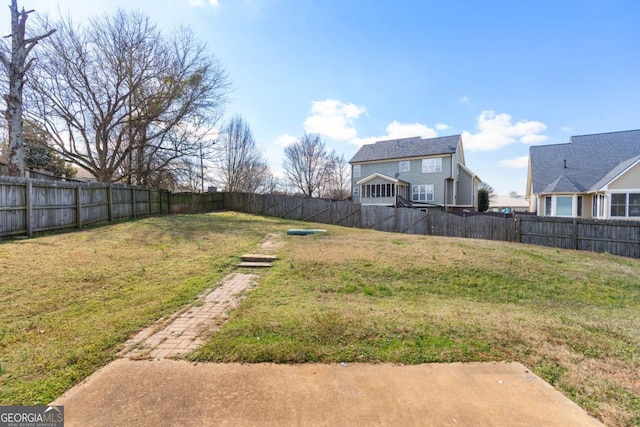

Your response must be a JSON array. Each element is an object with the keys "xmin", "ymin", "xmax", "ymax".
[
  {"xmin": 630, "ymin": 193, "xmax": 640, "ymax": 217},
  {"xmin": 611, "ymin": 193, "xmax": 640, "ymax": 217},
  {"xmin": 353, "ymin": 165, "xmax": 361, "ymax": 178},
  {"xmin": 556, "ymin": 196, "xmax": 573, "ymax": 216},
  {"xmin": 577, "ymin": 196, "xmax": 583, "ymax": 217},
  {"xmin": 399, "ymin": 161, "xmax": 410, "ymax": 173},
  {"xmin": 422, "ymin": 158, "xmax": 442, "ymax": 173},
  {"xmin": 412, "ymin": 184, "xmax": 434, "ymax": 202},
  {"xmin": 362, "ymin": 183, "xmax": 395, "ymax": 198},
  {"xmin": 592, "ymin": 194, "xmax": 605, "ymax": 218},
  {"xmin": 544, "ymin": 196, "xmax": 552, "ymax": 216},
  {"xmin": 353, "ymin": 187, "xmax": 359, "ymax": 196}
]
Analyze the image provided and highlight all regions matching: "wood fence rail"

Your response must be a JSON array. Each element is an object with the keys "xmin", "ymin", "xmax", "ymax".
[
  {"xmin": 1, "ymin": 183, "xmax": 638, "ymax": 258},
  {"xmin": 0, "ymin": 177, "xmax": 171, "ymax": 238},
  {"xmin": 224, "ymin": 192, "xmax": 640, "ymax": 258}
]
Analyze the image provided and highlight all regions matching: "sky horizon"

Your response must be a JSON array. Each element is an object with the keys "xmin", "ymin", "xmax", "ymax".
[{"xmin": 3, "ymin": 0, "xmax": 639, "ymax": 194}]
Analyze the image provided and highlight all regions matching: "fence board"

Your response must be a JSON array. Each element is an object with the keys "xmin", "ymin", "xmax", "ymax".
[
  {"xmin": 0, "ymin": 178, "xmax": 170, "ymax": 238},
  {"xmin": 3, "ymin": 184, "xmax": 638, "ymax": 258}
]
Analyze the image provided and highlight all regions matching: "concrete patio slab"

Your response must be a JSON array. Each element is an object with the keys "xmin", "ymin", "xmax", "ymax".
[{"xmin": 53, "ymin": 360, "xmax": 603, "ymax": 427}]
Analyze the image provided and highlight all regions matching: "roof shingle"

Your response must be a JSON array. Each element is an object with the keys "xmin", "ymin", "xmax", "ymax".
[
  {"xmin": 530, "ymin": 129, "xmax": 640, "ymax": 194},
  {"xmin": 349, "ymin": 135, "xmax": 461, "ymax": 163}
]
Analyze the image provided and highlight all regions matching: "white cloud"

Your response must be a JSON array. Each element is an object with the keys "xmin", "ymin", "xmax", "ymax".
[
  {"xmin": 435, "ymin": 123, "xmax": 451, "ymax": 131},
  {"xmin": 561, "ymin": 126, "xmax": 573, "ymax": 132},
  {"xmin": 274, "ymin": 133, "xmax": 298, "ymax": 147},
  {"xmin": 188, "ymin": 0, "xmax": 219, "ymax": 7},
  {"xmin": 499, "ymin": 155, "xmax": 529, "ymax": 169},
  {"xmin": 350, "ymin": 120, "xmax": 438, "ymax": 147},
  {"xmin": 461, "ymin": 110, "xmax": 547, "ymax": 151},
  {"xmin": 303, "ymin": 99, "xmax": 366, "ymax": 141},
  {"xmin": 460, "ymin": 96, "xmax": 469, "ymax": 104}
]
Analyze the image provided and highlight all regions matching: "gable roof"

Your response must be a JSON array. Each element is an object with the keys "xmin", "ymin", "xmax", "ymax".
[
  {"xmin": 349, "ymin": 135, "xmax": 461, "ymax": 163},
  {"xmin": 356, "ymin": 173, "xmax": 409, "ymax": 185},
  {"xmin": 529, "ymin": 129, "xmax": 640, "ymax": 195}
]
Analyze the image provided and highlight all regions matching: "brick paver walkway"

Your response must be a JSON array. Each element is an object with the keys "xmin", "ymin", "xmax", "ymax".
[{"xmin": 120, "ymin": 273, "xmax": 259, "ymax": 359}]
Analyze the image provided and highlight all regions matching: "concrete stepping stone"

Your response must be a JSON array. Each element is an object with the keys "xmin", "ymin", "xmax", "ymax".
[{"xmin": 241, "ymin": 254, "xmax": 278, "ymax": 262}]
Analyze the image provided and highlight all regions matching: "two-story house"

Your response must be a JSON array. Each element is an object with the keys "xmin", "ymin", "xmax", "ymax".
[
  {"xmin": 526, "ymin": 129, "xmax": 640, "ymax": 219},
  {"xmin": 349, "ymin": 135, "xmax": 480, "ymax": 211}
]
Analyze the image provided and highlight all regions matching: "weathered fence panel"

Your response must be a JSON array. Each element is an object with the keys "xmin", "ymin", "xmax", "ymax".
[
  {"xmin": 0, "ymin": 178, "xmax": 170, "ymax": 238},
  {"xmin": 332, "ymin": 201, "xmax": 361, "ymax": 228},
  {"xmin": 518, "ymin": 216, "xmax": 640, "ymax": 258},
  {"xmin": 360, "ymin": 205, "xmax": 396, "ymax": 232},
  {"xmin": 170, "ymin": 192, "xmax": 225, "ymax": 214},
  {"xmin": 219, "ymin": 193, "xmax": 638, "ymax": 258},
  {"xmin": 31, "ymin": 183, "xmax": 77, "ymax": 232},
  {"xmin": 3, "ymin": 184, "xmax": 639, "ymax": 258},
  {"xmin": 0, "ymin": 181, "xmax": 27, "ymax": 236},
  {"xmin": 81, "ymin": 187, "xmax": 109, "ymax": 225}
]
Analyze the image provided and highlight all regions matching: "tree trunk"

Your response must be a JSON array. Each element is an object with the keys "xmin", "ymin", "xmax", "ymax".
[{"xmin": 1, "ymin": 0, "xmax": 55, "ymax": 176}]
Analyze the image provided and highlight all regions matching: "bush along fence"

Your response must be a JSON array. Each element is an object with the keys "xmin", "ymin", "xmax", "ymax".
[
  {"xmin": 0, "ymin": 177, "xmax": 171, "ymax": 238},
  {"xmin": 224, "ymin": 192, "xmax": 640, "ymax": 259}
]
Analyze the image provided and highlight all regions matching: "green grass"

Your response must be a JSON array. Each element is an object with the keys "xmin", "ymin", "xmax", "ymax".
[
  {"xmin": 194, "ymin": 225, "xmax": 640, "ymax": 427},
  {"xmin": 0, "ymin": 212, "xmax": 293, "ymax": 405},
  {"xmin": 1, "ymin": 213, "xmax": 638, "ymax": 426}
]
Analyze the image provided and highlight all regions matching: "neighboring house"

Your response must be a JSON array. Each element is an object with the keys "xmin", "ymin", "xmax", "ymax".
[
  {"xmin": 526, "ymin": 129, "xmax": 640, "ymax": 219},
  {"xmin": 349, "ymin": 135, "xmax": 480, "ymax": 211},
  {"xmin": 490, "ymin": 192, "xmax": 530, "ymax": 212}
]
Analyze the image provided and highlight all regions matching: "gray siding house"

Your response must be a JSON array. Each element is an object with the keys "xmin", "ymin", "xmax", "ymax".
[
  {"xmin": 526, "ymin": 129, "xmax": 640, "ymax": 219},
  {"xmin": 349, "ymin": 135, "xmax": 480, "ymax": 211}
]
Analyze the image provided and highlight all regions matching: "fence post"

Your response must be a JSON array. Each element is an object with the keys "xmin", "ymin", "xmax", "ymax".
[
  {"xmin": 107, "ymin": 185, "xmax": 113, "ymax": 221},
  {"xmin": 76, "ymin": 186, "xmax": 82, "ymax": 228},
  {"xmin": 573, "ymin": 218, "xmax": 579, "ymax": 250},
  {"xmin": 463, "ymin": 214, "xmax": 467, "ymax": 238},
  {"xmin": 394, "ymin": 207, "xmax": 399, "ymax": 232},
  {"xmin": 131, "ymin": 187, "xmax": 137, "ymax": 218},
  {"xmin": 25, "ymin": 180, "xmax": 33, "ymax": 238}
]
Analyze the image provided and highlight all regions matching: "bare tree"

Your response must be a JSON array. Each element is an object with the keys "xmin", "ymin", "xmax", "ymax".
[
  {"xmin": 323, "ymin": 152, "xmax": 350, "ymax": 199},
  {"xmin": 0, "ymin": 0, "xmax": 55, "ymax": 177},
  {"xmin": 215, "ymin": 115, "xmax": 269, "ymax": 193},
  {"xmin": 283, "ymin": 133, "xmax": 331, "ymax": 198},
  {"xmin": 25, "ymin": 9, "xmax": 229, "ymax": 185}
]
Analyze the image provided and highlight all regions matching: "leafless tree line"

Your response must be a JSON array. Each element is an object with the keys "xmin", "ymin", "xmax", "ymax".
[
  {"xmin": 283, "ymin": 132, "xmax": 350, "ymax": 199},
  {"xmin": 2, "ymin": 2, "xmax": 350, "ymax": 197}
]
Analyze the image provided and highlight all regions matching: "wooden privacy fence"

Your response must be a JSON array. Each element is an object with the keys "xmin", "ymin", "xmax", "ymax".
[
  {"xmin": 225, "ymin": 192, "xmax": 640, "ymax": 258},
  {"xmin": 2, "ymin": 184, "xmax": 639, "ymax": 258},
  {"xmin": 0, "ymin": 177, "xmax": 170, "ymax": 238}
]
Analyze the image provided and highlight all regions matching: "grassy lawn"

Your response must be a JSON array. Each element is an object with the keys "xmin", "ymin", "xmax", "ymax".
[
  {"xmin": 1, "ymin": 213, "xmax": 638, "ymax": 426},
  {"xmin": 194, "ymin": 221, "xmax": 640, "ymax": 427},
  {"xmin": 0, "ymin": 212, "xmax": 293, "ymax": 405}
]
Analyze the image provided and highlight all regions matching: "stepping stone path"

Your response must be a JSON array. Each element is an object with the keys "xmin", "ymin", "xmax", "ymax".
[
  {"xmin": 120, "ymin": 234, "xmax": 281, "ymax": 360},
  {"xmin": 120, "ymin": 273, "xmax": 260, "ymax": 360}
]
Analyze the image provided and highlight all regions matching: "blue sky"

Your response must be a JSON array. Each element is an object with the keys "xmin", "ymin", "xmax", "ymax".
[{"xmin": 4, "ymin": 0, "xmax": 640, "ymax": 194}]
